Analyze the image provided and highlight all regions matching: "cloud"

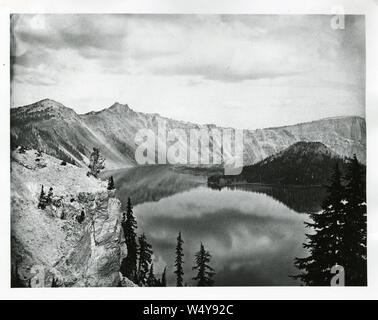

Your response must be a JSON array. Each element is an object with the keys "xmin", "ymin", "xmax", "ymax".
[
  {"xmin": 154, "ymin": 64, "xmax": 302, "ymax": 82},
  {"xmin": 12, "ymin": 48, "xmax": 51, "ymax": 68},
  {"xmin": 12, "ymin": 14, "xmax": 364, "ymax": 82},
  {"xmin": 10, "ymin": 14, "xmax": 365, "ymax": 129},
  {"xmin": 13, "ymin": 15, "xmax": 127, "ymax": 51},
  {"xmin": 10, "ymin": 14, "xmax": 324, "ymax": 82},
  {"xmin": 13, "ymin": 71, "xmax": 57, "ymax": 87},
  {"xmin": 140, "ymin": 16, "xmax": 309, "ymax": 81}
]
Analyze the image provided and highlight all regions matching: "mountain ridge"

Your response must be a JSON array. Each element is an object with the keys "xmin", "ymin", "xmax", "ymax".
[
  {"xmin": 263, "ymin": 115, "xmax": 365, "ymax": 131},
  {"xmin": 11, "ymin": 99, "xmax": 366, "ymax": 169},
  {"xmin": 14, "ymin": 98, "xmax": 364, "ymax": 131}
]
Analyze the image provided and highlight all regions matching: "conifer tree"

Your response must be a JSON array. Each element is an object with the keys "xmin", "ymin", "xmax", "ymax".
[
  {"xmin": 51, "ymin": 277, "xmax": 59, "ymax": 287},
  {"xmin": 138, "ymin": 233, "xmax": 153, "ymax": 285},
  {"xmin": 174, "ymin": 231, "xmax": 184, "ymax": 287},
  {"xmin": 147, "ymin": 263, "xmax": 156, "ymax": 287},
  {"xmin": 341, "ymin": 155, "xmax": 367, "ymax": 285},
  {"xmin": 161, "ymin": 266, "xmax": 167, "ymax": 287},
  {"xmin": 294, "ymin": 158, "xmax": 367, "ymax": 286},
  {"xmin": 87, "ymin": 147, "xmax": 105, "ymax": 178},
  {"xmin": 120, "ymin": 197, "xmax": 138, "ymax": 282},
  {"xmin": 192, "ymin": 243, "xmax": 215, "ymax": 286},
  {"xmin": 37, "ymin": 185, "xmax": 47, "ymax": 209},
  {"xmin": 107, "ymin": 176, "xmax": 115, "ymax": 190},
  {"xmin": 46, "ymin": 187, "xmax": 53, "ymax": 205},
  {"xmin": 154, "ymin": 278, "xmax": 162, "ymax": 287},
  {"xmin": 11, "ymin": 264, "xmax": 23, "ymax": 288},
  {"xmin": 294, "ymin": 163, "xmax": 346, "ymax": 285}
]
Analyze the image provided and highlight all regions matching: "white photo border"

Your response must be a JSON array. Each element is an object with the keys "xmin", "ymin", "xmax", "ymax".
[{"xmin": 0, "ymin": 0, "xmax": 377, "ymax": 300}]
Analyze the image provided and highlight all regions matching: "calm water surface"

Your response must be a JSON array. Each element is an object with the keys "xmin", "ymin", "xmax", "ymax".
[{"xmin": 109, "ymin": 166, "xmax": 325, "ymax": 286}]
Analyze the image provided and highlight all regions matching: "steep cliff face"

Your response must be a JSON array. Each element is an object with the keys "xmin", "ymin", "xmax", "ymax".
[
  {"xmin": 243, "ymin": 116, "xmax": 366, "ymax": 165},
  {"xmin": 10, "ymin": 99, "xmax": 366, "ymax": 169},
  {"xmin": 11, "ymin": 149, "xmax": 135, "ymax": 287}
]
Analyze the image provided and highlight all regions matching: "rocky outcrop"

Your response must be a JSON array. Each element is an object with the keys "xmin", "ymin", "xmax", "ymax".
[{"xmin": 11, "ymin": 149, "xmax": 133, "ymax": 287}]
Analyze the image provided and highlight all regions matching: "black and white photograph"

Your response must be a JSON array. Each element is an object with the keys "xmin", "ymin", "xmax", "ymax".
[{"xmin": 9, "ymin": 12, "xmax": 367, "ymax": 288}]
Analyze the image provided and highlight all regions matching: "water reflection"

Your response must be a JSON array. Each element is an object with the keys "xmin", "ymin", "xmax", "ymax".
[
  {"xmin": 134, "ymin": 187, "xmax": 310, "ymax": 286},
  {"xmin": 107, "ymin": 166, "xmax": 327, "ymax": 212},
  {"xmin": 106, "ymin": 166, "xmax": 325, "ymax": 286},
  {"xmin": 213, "ymin": 184, "xmax": 326, "ymax": 213},
  {"xmin": 105, "ymin": 165, "xmax": 205, "ymax": 205}
]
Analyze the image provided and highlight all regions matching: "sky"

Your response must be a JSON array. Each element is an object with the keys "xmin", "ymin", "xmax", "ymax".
[{"xmin": 10, "ymin": 14, "xmax": 365, "ymax": 129}]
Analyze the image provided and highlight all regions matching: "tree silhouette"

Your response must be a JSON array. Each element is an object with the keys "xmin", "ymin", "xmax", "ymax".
[
  {"xmin": 11, "ymin": 264, "xmax": 24, "ymax": 288},
  {"xmin": 174, "ymin": 231, "xmax": 184, "ymax": 287},
  {"xmin": 37, "ymin": 185, "xmax": 47, "ymax": 209},
  {"xmin": 46, "ymin": 187, "xmax": 53, "ymax": 205},
  {"xmin": 192, "ymin": 243, "xmax": 215, "ymax": 286},
  {"xmin": 138, "ymin": 233, "xmax": 153, "ymax": 286},
  {"xmin": 161, "ymin": 266, "xmax": 167, "ymax": 287},
  {"xmin": 147, "ymin": 263, "xmax": 156, "ymax": 287},
  {"xmin": 294, "ymin": 163, "xmax": 345, "ymax": 285},
  {"xmin": 51, "ymin": 277, "xmax": 60, "ymax": 287},
  {"xmin": 87, "ymin": 147, "xmax": 105, "ymax": 178},
  {"xmin": 342, "ymin": 155, "xmax": 367, "ymax": 285},
  {"xmin": 120, "ymin": 197, "xmax": 138, "ymax": 283},
  {"xmin": 107, "ymin": 176, "xmax": 115, "ymax": 190},
  {"xmin": 294, "ymin": 157, "xmax": 367, "ymax": 286}
]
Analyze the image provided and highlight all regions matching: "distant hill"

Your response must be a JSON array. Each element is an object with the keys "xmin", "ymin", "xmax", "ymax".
[
  {"xmin": 238, "ymin": 142, "xmax": 351, "ymax": 186},
  {"xmin": 11, "ymin": 99, "xmax": 366, "ymax": 169}
]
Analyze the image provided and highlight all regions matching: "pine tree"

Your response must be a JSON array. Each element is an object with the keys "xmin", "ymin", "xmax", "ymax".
[
  {"xmin": 154, "ymin": 278, "xmax": 162, "ymax": 287},
  {"xmin": 37, "ymin": 185, "xmax": 47, "ymax": 209},
  {"xmin": 293, "ymin": 163, "xmax": 346, "ymax": 285},
  {"xmin": 294, "ymin": 158, "xmax": 367, "ymax": 286},
  {"xmin": 11, "ymin": 264, "xmax": 23, "ymax": 288},
  {"xmin": 138, "ymin": 233, "xmax": 153, "ymax": 286},
  {"xmin": 174, "ymin": 231, "xmax": 184, "ymax": 286},
  {"xmin": 107, "ymin": 176, "xmax": 115, "ymax": 190},
  {"xmin": 51, "ymin": 277, "xmax": 59, "ymax": 287},
  {"xmin": 120, "ymin": 197, "xmax": 138, "ymax": 282},
  {"xmin": 46, "ymin": 187, "xmax": 53, "ymax": 205},
  {"xmin": 161, "ymin": 266, "xmax": 167, "ymax": 287},
  {"xmin": 147, "ymin": 263, "xmax": 156, "ymax": 287},
  {"xmin": 87, "ymin": 147, "xmax": 105, "ymax": 178},
  {"xmin": 192, "ymin": 243, "xmax": 215, "ymax": 286},
  {"xmin": 341, "ymin": 155, "xmax": 367, "ymax": 285}
]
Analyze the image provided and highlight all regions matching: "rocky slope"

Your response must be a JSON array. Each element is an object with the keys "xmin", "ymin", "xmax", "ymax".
[
  {"xmin": 11, "ymin": 99, "xmax": 366, "ymax": 169},
  {"xmin": 10, "ymin": 99, "xmax": 134, "ymax": 169},
  {"xmin": 11, "ymin": 148, "xmax": 135, "ymax": 287}
]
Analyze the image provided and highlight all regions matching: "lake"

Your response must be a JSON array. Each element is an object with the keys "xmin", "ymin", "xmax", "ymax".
[{"xmin": 107, "ymin": 165, "xmax": 326, "ymax": 286}]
